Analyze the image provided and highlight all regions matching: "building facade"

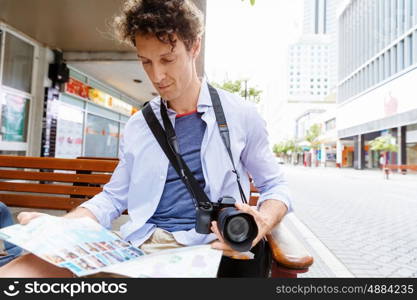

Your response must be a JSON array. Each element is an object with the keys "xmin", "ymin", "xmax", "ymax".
[
  {"xmin": 0, "ymin": 23, "xmax": 141, "ymax": 158},
  {"xmin": 337, "ymin": 0, "xmax": 417, "ymax": 169}
]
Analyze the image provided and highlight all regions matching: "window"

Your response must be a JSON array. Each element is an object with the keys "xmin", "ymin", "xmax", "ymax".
[
  {"xmin": 413, "ymin": 30, "xmax": 417, "ymax": 65},
  {"xmin": 405, "ymin": 34, "xmax": 412, "ymax": 67},
  {"xmin": 398, "ymin": 40, "xmax": 405, "ymax": 71},
  {"xmin": 2, "ymin": 32, "xmax": 34, "ymax": 93},
  {"xmin": 390, "ymin": 46, "xmax": 397, "ymax": 75},
  {"xmin": 84, "ymin": 114, "xmax": 119, "ymax": 158},
  {"xmin": 55, "ymin": 103, "xmax": 84, "ymax": 158}
]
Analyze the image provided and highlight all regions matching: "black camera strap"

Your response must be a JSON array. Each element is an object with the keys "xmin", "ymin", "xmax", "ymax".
[
  {"xmin": 207, "ymin": 84, "xmax": 248, "ymax": 204},
  {"xmin": 142, "ymin": 103, "xmax": 212, "ymax": 210},
  {"xmin": 142, "ymin": 84, "xmax": 247, "ymax": 209}
]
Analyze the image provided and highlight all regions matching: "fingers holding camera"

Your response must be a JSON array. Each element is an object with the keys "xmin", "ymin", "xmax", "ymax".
[
  {"xmin": 210, "ymin": 220, "xmax": 254, "ymax": 259},
  {"xmin": 235, "ymin": 203, "xmax": 272, "ymax": 247},
  {"xmin": 210, "ymin": 240, "xmax": 251, "ymax": 259},
  {"xmin": 210, "ymin": 220, "xmax": 224, "ymax": 242}
]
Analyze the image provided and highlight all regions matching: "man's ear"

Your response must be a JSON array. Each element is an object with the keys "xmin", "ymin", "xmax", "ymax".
[{"xmin": 191, "ymin": 38, "xmax": 202, "ymax": 59}]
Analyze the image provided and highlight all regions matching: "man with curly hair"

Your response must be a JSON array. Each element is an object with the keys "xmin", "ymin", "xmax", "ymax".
[{"xmin": 0, "ymin": 0, "xmax": 291, "ymax": 277}]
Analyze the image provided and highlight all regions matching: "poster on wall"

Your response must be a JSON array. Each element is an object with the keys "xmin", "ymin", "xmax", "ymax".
[
  {"xmin": 0, "ymin": 93, "xmax": 29, "ymax": 142},
  {"xmin": 55, "ymin": 103, "xmax": 84, "ymax": 159},
  {"xmin": 41, "ymin": 88, "xmax": 59, "ymax": 157}
]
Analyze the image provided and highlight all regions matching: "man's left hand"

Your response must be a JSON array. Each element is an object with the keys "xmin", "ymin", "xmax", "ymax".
[{"xmin": 210, "ymin": 203, "xmax": 274, "ymax": 258}]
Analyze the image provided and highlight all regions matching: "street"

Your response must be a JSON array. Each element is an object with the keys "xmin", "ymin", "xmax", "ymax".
[{"xmin": 282, "ymin": 165, "xmax": 417, "ymax": 278}]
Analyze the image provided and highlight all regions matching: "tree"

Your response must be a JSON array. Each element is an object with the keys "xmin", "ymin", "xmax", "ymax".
[
  {"xmin": 211, "ymin": 79, "xmax": 262, "ymax": 104},
  {"xmin": 241, "ymin": 0, "xmax": 256, "ymax": 6},
  {"xmin": 273, "ymin": 142, "xmax": 287, "ymax": 156},
  {"xmin": 369, "ymin": 134, "xmax": 398, "ymax": 153},
  {"xmin": 273, "ymin": 139, "xmax": 302, "ymax": 165},
  {"xmin": 305, "ymin": 124, "xmax": 322, "ymax": 150}
]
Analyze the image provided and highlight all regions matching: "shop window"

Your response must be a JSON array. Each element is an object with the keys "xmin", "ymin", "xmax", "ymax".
[
  {"xmin": 55, "ymin": 103, "xmax": 84, "ymax": 159},
  {"xmin": 2, "ymin": 32, "xmax": 34, "ymax": 93},
  {"xmin": 84, "ymin": 114, "xmax": 119, "ymax": 158},
  {"xmin": 0, "ymin": 93, "xmax": 29, "ymax": 142}
]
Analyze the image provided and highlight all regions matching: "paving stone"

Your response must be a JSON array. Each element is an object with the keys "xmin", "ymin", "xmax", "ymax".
[{"xmin": 285, "ymin": 166, "xmax": 417, "ymax": 278}]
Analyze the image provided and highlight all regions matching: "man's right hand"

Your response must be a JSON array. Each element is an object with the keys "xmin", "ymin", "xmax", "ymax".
[
  {"xmin": 17, "ymin": 208, "xmax": 98, "ymax": 226},
  {"xmin": 17, "ymin": 212, "xmax": 49, "ymax": 225}
]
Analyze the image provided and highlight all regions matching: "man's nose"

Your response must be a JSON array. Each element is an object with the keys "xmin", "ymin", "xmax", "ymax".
[{"xmin": 149, "ymin": 64, "xmax": 166, "ymax": 84}]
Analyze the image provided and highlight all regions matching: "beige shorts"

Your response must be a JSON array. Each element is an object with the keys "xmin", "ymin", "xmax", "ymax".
[{"xmin": 138, "ymin": 228, "xmax": 185, "ymax": 254}]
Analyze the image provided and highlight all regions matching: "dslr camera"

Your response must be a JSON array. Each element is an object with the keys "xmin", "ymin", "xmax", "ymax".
[{"xmin": 195, "ymin": 196, "xmax": 258, "ymax": 252}]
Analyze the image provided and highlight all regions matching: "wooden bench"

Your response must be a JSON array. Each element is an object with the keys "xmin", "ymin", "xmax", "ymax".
[
  {"xmin": 386, "ymin": 164, "xmax": 417, "ymax": 174},
  {"xmin": 0, "ymin": 155, "xmax": 313, "ymax": 277}
]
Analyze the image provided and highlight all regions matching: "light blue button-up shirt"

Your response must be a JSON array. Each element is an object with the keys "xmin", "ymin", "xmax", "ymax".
[{"xmin": 80, "ymin": 80, "xmax": 292, "ymax": 247}]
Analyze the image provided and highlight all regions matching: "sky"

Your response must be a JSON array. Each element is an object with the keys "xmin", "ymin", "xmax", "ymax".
[
  {"xmin": 205, "ymin": 0, "xmax": 303, "ymax": 91},
  {"xmin": 204, "ymin": 0, "xmax": 304, "ymax": 142}
]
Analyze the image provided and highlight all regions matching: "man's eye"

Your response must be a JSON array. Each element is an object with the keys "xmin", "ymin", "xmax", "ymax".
[{"xmin": 162, "ymin": 59, "xmax": 175, "ymax": 64}]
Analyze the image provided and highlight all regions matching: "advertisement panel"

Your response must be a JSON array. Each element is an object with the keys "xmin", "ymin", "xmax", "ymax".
[{"xmin": 0, "ymin": 93, "xmax": 29, "ymax": 142}]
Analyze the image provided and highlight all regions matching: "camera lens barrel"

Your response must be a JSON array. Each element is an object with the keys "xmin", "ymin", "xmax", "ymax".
[{"xmin": 217, "ymin": 207, "xmax": 258, "ymax": 252}]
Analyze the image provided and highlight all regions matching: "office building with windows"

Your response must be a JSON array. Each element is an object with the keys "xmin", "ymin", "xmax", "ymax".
[{"xmin": 337, "ymin": 0, "xmax": 417, "ymax": 169}]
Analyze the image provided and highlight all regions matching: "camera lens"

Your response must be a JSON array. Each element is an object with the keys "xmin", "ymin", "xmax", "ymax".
[
  {"xmin": 217, "ymin": 207, "xmax": 258, "ymax": 252},
  {"xmin": 226, "ymin": 216, "xmax": 250, "ymax": 243}
]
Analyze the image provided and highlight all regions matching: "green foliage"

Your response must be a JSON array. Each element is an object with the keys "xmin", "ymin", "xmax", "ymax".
[
  {"xmin": 241, "ymin": 0, "xmax": 256, "ymax": 6},
  {"xmin": 273, "ymin": 139, "xmax": 302, "ymax": 155},
  {"xmin": 369, "ymin": 134, "xmax": 398, "ymax": 152},
  {"xmin": 211, "ymin": 79, "xmax": 262, "ymax": 104},
  {"xmin": 305, "ymin": 124, "xmax": 322, "ymax": 150}
]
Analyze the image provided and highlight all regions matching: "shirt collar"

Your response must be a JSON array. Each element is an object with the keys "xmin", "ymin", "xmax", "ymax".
[{"xmin": 158, "ymin": 78, "xmax": 212, "ymax": 115}]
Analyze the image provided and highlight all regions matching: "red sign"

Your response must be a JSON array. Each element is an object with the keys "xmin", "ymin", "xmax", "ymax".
[{"xmin": 65, "ymin": 78, "xmax": 89, "ymax": 99}]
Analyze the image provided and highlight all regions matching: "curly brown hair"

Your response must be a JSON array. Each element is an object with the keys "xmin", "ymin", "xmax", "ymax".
[{"xmin": 114, "ymin": 0, "xmax": 204, "ymax": 51}]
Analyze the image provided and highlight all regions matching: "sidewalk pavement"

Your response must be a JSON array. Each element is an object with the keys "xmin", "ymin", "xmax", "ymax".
[{"xmin": 283, "ymin": 165, "xmax": 417, "ymax": 278}]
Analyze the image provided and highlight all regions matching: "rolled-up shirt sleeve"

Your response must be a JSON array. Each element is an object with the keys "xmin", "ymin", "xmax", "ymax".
[
  {"xmin": 240, "ymin": 104, "xmax": 292, "ymax": 213},
  {"xmin": 79, "ymin": 135, "xmax": 130, "ymax": 229}
]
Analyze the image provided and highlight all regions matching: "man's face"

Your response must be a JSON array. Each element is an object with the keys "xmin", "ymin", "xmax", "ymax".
[{"xmin": 135, "ymin": 34, "xmax": 198, "ymax": 101}]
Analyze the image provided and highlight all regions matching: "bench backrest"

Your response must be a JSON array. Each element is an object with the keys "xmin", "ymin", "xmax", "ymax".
[
  {"xmin": 0, "ymin": 156, "xmax": 260, "ymax": 211},
  {"xmin": 386, "ymin": 164, "xmax": 417, "ymax": 171},
  {"xmin": 0, "ymin": 156, "xmax": 118, "ymax": 211}
]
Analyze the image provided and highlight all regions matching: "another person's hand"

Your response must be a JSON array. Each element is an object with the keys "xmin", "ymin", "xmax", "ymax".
[{"xmin": 17, "ymin": 212, "xmax": 48, "ymax": 225}]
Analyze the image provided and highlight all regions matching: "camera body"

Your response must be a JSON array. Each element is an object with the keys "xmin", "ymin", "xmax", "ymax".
[{"xmin": 196, "ymin": 196, "xmax": 258, "ymax": 252}]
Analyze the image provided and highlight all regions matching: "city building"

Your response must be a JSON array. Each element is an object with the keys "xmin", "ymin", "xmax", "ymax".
[
  {"xmin": 274, "ymin": 0, "xmax": 341, "ymax": 145},
  {"xmin": 337, "ymin": 0, "xmax": 417, "ymax": 169},
  {"xmin": 288, "ymin": 35, "xmax": 333, "ymax": 102}
]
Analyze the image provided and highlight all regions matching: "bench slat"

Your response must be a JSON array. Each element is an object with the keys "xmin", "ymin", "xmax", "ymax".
[
  {"xmin": 0, "ymin": 156, "xmax": 118, "ymax": 172},
  {"xmin": 0, "ymin": 182, "xmax": 102, "ymax": 197},
  {"xmin": 0, "ymin": 170, "xmax": 111, "ymax": 184},
  {"xmin": 0, "ymin": 193, "xmax": 86, "ymax": 211}
]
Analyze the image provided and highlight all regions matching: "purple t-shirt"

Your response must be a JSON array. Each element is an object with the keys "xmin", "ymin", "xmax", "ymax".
[{"xmin": 147, "ymin": 111, "xmax": 206, "ymax": 232}]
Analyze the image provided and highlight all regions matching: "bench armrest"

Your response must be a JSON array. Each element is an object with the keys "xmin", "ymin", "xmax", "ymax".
[{"xmin": 266, "ymin": 220, "xmax": 314, "ymax": 270}]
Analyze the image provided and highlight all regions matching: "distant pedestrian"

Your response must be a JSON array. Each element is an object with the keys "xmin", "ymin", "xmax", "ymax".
[
  {"xmin": 379, "ymin": 154, "xmax": 389, "ymax": 179},
  {"xmin": 379, "ymin": 154, "xmax": 385, "ymax": 169}
]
